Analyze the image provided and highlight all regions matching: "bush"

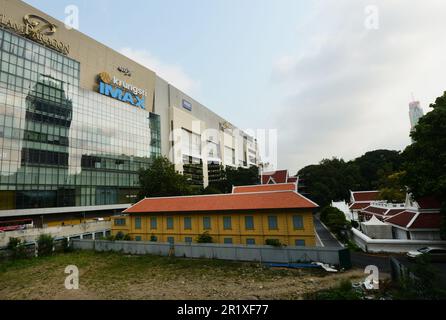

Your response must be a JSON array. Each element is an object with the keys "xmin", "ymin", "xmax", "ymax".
[
  {"xmin": 114, "ymin": 232, "xmax": 125, "ymax": 241},
  {"xmin": 265, "ymin": 239, "xmax": 282, "ymax": 247},
  {"xmin": 61, "ymin": 237, "xmax": 73, "ymax": 253},
  {"xmin": 109, "ymin": 232, "xmax": 132, "ymax": 241},
  {"xmin": 320, "ymin": 206, "xmax": 351, "ymax": 240},
  {"xmin": 7, "ymin": 237, "xmax": 27, "ymax": 259},
  {"xmin": 123, "ymin": 234, "xmax": 132, "ymax": 241},
  {"xmin": 196, "ymin": 232, "xmax": 213, "ymax": 243},
  {"xmin": 37, "ymin": 234, "xmax": 54, "ymax": 257}
]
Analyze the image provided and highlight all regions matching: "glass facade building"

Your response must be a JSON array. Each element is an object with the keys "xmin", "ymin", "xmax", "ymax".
[{"xmin": 0, "ymin": 28, "xmax": 159, "ymax": 210}]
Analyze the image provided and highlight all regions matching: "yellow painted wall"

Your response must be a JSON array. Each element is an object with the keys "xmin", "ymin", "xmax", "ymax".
[{"xmin": 111, "ymin": 210, "xmax": 316, "ymax": 246}]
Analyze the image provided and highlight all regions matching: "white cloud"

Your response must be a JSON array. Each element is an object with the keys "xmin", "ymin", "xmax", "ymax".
[
  {"xmin": 120, "ymin": 47, "xmax": 200, "ymax": 95},
  {"xmin": 271, "ymin": 0, "xmax": 446, "ymax": 173}
]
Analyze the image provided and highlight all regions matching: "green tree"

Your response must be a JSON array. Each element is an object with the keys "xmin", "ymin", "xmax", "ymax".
[
  {"xmin": 7, "ymin": 237, "xmax": 27, "ymax": 259},
  {"xmin": 320, "ymin": 206, "xmax": 351, "ymax": 241},
  {"xmin": 379, "ymin": 171, "xmax": 407, "ymax": 203},
  {"xmin": 37, "ymin": 234, "xmax": 54, "ymax": 257},
  {"xmin": 402, "ymin": 92, "xmax": 446, "ymax": 238},
  {"xmin": 138, "ymin": 156, "xmax": 192, "ymax": 199},
  {"xmin": 196, "ymin": 231, "xmax": 213, "ymax": 243},
  {"xmin": 208, "ymin": 165, "xmax": 259, "ymax": 194},
  {"xmin": 297, "ymin": 151, "xmax": 404, "ymax": 207}
]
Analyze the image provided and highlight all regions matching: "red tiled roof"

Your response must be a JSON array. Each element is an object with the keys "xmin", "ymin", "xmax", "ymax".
[
  {"xmin": 349, "ymin": 202, "xmax": 371, "ymax": 210},
  {"xmin": 361, "ymin": 206, "xmax": 387, "ymax": 215},
  {"xmin": 385, "ymin": 211, "xmax": 417, "ymax": 228},
  {"xmin": 416, "ymin": 195, "xmax": 442, "ymax": 210},
  {"xmin": 287, "ymin": 177, "xmax": 298, "ymax": 183},
  {"xmin": 233, "ymin": 183, "xmax": 296, "ymax": 194},
  {"xmin": 386, "ymin": 208, "xmax": 406, "ymax": 216},
  {"xmin": 261, "ymin": 170, "xmax": 288, "ymax": 184},
  {"xmin": 351, "ymin": 191, "xmax": 381, "ymax": 202},
  {"xmin": 409, "ymin": 213, "xmax": 442, "ymax": 229},
  {"xmin": 125, "ymin": 191, "xmax": 318, "ymax": 214}
]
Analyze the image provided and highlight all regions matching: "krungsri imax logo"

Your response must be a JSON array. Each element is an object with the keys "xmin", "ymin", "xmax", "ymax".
[{"xmin": 97, "ymin": 72, "xmax": 146, "ymax": 109}]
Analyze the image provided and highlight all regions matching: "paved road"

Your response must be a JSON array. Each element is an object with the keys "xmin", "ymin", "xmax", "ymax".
[{"xmin": 313, "ymin": 217, "xmax": 343, "ymax": 248}]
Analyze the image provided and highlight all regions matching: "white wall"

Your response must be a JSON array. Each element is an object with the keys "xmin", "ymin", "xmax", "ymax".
[
  {"xmin": 0, "ymin": 221, "xmax": 111, "ymax": 248},
  {"xmin": 352, "ymin": 228, "xmax": 446, "ymax": 253}
]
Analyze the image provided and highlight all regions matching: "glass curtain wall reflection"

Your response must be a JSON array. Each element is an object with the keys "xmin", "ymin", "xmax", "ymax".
[{"xmin": 0, "ymin": 28, "xmax": 159, "ymax": 210}]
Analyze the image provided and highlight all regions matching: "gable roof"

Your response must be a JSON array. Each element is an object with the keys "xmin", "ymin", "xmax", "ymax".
[
  {"xmin": 349, "ymin": 202, "xmax": 371, "ymax": 210},
  {"xmin": 233, "ymin": 183, "xmax": 297, "ymax": 194},
  {"xmin": 124, "ymin": 191, "xmax": 318, "ymax": 214},
  {"xmin": 416, "ymin": 195, "xmax": 443, "ymax": 211},
  {"xmin": 360, "ymin": 206, "xmax": 405, "ymax": 217},
  {"xmin": 261, "ymin": 170, "xmax": 289, "ymax": 184},
  {"xmin": 385, "ymin": 210, "xmax": 442, "ymax": 230},
  {"xmin": 384, "ymin": 211, "xmax": 417, "ymax": 228},
  {"xmin": 351, "ymin": 191, "xmax": 381, "ymax": 202}
]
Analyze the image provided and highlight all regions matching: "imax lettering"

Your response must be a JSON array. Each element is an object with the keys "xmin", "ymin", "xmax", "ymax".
[{"xmin": 99, "ymin": 82, "xmax": 145, "ymax": 109}]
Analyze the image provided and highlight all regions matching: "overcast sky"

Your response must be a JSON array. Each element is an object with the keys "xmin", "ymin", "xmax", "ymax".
[{"xmin": 25, "ymin": 0, "xmax": 446, "ymax": 174}]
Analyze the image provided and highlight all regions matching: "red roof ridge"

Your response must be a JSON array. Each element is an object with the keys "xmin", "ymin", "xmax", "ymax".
[{"xmin": 124, "ymin": 190, "xmax": 318, "ymax": 214}]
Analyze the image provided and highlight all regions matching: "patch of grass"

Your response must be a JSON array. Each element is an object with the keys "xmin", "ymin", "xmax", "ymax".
[
  {"xmin": 305, "ymin": 279, "xmax": 364, "ymax": 300},
  {"xmin": 0, "ymin": 250, "xmax": 360, "ymax": 300}
]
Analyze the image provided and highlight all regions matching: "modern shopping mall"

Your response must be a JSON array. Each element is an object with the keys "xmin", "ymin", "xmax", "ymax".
[{"xmin": 0, "ymin": 0, "xmax": 259, "ymax": 220}]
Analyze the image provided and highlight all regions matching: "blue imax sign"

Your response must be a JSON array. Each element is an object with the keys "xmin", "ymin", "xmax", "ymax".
[{"xmin": 99, "ymin": 82, "xmax": 146, "ymax": 109}]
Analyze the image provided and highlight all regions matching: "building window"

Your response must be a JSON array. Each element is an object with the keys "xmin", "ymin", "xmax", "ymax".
[
  {"xmin": 114, "ymin": 218, "xmax": 126, "ymax": 226},
  {"xmin": 185, "ymin": 237, "xmax": 193, "ymax": 244},
  {"xmin": 245, "ymin": 216, "xmax": 254, "ymax": 230},
  {"xmin": 295, "ymin": 239, "xmax": 306, "ymax": 246},
  {"xmin": 182, "ymin": 128, "xmax": 201, "ymax": 158},
  {"xmin": 150, "ymin": 217, "xmax": 157, "ymax": 229},
  {"xmin": 135, "ymin": 217, "xmax": 141, "ymax": 229},
  {"xmin": 246, "ymin": 238, "xmax": 255, "ymax": 245},
  {"xmin": 224, "ymin": 238, "xmax": 233, "ymax": 244},
  {"xmin": 224, "ymin": 146, "xmax": 235, "ymax": 166},
  {"xmin": 203, "ymin": 216, "xmax": 211, "ymax": 230},
  {"xmin": 223, "ymin": 216, "xmax": 232, "ymax": 230},
  {"xmin": 135, "ymin": 236, "xmax": 142, "ymax": 241},
  {"xmin": 184, "ymin": 217, "xmax": 192, "ymax": 230},
  {"xmin": 167, "ymin": 237, "xmax": 175, "ymax": 244},
  {"xmin": 150, "ymin": 235, "xmax": 158, "ymax": 242},
  {"xmin": 268, "ymin": 216, "xmax": 278, "ymax": 230},
  {"xmin": 167, "ymin": 217, "xmax": 174, "ymax": 229},
  {"xmin": 293, "ymin": 215, "xmax": 304, "ymax": 229}
]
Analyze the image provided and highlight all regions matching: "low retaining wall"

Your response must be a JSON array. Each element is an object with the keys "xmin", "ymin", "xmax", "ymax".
[
  {"xmin": 72, "ymin": 239, "xmax": 351, "ymax": 269},
  {"xmin": 0, "ymin": 221, "xmax": 111, "ymax": 248},
  {"xmin": 352, "ymin": 228, "xmax": 446, "ymax": 253}
]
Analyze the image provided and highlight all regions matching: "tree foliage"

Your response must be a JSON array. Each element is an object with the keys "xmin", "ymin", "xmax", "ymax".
[
  {"xmin": 208, "ymin": 165, "xmax": 259, "ymax": 194},
  {"xmin": 298, "ymin": 150, "xmax": 404, "ymax": 207},
  {"xmin": 138, "ymin": 156, "xmax": 192, "ymax": 199},
  {"xmin": 37, "ymin": 234, "xmax": 54, "ymax": 257},
  {"xmin": 379, "ymin": 171, "xmax": 407, "ymax": 203},
  {"xmin": 402, "ymin": 91, "xmax": 446, "ymax": 238},
  {"xmin": 320, "ymin": 206, "xmax": 351, "ymax": 241},
  {"xmin": 196, "ymin": 231, "xmax": 213, "ymax": 243}
]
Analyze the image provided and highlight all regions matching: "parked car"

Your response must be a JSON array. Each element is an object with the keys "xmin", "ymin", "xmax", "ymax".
[{"xmin": 407, "ymin": 247, "xmax": 446, "ymax": 262}]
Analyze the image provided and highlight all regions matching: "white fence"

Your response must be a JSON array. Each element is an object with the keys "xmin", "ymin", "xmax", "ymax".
[
  {"xmin": 72, "ymin": 239, "xmax": 351, "ymax": 268},
  {"xmin": 352, "ymin": 228, "xmax": 446, "ymax": 253},
  {"xmin": 0, "ymin": 221, "xmax": 111, "ymax": 248}
]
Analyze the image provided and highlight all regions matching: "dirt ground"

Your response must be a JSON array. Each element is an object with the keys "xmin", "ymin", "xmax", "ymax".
[{"xmin": 0, "ymin": 251, "xmax": 369, "ymax": 300}]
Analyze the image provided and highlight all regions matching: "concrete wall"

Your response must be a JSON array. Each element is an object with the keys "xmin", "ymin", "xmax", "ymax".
[
  {"xmin": 0, "ymin": 221, "xmax": 111, "ymax": 248},
  {"xmin": 352, "ymin": 228, "xmax": 446, "ymax": 253},
  {"xmin": 72, "ymin": 239, "xmax": 349, "ymax": 267}
]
